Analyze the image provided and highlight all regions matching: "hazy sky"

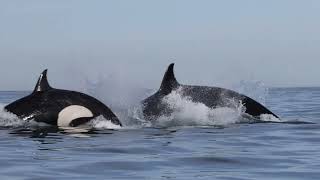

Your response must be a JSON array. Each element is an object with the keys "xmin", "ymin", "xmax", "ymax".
[{"xmin": 0, "ymin": 0, "xmax": 320, "ymax": 90}]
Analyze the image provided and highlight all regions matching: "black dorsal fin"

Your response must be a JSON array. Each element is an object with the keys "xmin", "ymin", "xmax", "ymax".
[
  {"xmin": 33, "ymin": 69, "xmax": 52, "ymax": 93},
  {"xmin": 159, "ymin": 63, "xmax": 179, "ymax": 94}
]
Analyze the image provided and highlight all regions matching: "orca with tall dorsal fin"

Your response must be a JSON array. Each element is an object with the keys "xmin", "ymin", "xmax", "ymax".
[
  {"xmin": 142, "ymin": 63, "xmax": 279, "ymax": 121},
  {"xmin": 5, "ymin": 70, "xmax": 122, "ymax": 127}
]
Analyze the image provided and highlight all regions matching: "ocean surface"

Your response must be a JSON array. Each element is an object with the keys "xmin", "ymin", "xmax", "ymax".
[{"xmin": 0, "ymin": 88, "xmax": 320, "ymax": 180}]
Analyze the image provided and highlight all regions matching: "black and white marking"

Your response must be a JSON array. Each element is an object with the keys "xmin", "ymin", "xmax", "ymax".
[{"xmin": 5, "ymin": 70, "xmax": 122, "ymax": 127}]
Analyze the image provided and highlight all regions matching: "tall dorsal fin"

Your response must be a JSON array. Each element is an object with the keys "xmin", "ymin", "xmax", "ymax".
[
  {"xmin": 33, "ymin": 69, "xmax": 52, "ymax": 93},
  {"xmin": 159, "ymin": 63, "xmax": 179, "ymax": 94}
]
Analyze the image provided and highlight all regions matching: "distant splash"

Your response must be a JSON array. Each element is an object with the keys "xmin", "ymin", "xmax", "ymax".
[
  {"xmin": 233, "ymin": 80, "xmax": 268, "ymax": 105},
  {"xmin": 81, "ymin": 73, "xmax": 151, "ymax": 110}
]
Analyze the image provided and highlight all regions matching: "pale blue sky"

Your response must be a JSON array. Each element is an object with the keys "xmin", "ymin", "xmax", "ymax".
[{"xmin": 0, "ymin": 0, "xmax": 320, "ymax": 90}]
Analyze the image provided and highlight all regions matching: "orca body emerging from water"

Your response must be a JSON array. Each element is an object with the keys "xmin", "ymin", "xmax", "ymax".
[
  {"xmin": 5, "ymin": 70, "xmax": 122, "ymax": 127},
  {"xmin": 142, "ymin": 63, "xmax": 279, "ymax": 121}
]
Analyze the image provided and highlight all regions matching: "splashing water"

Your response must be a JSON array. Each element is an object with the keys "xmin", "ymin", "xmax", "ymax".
[
  {"xmin": 87, "ymin": 116, "xmax": 122, "ymax": 129},
  {"xmin": 259, "ymin": 114, "xmax": 281, "ymax": 122},
  {"xmin": 150, "ymin": 88, "xmax": 248, "ymax": 127},
  {"xmin": 79, "ymin": 73, "xmax": 276, "ymax": 128},
  {"xmin": 77, "ymin": 71, "xmax": 278, "ymax": 128},
  {"xmin": 233, "ymin": 80, "xmax": 268, "ymax": 105},
  {"xmin": 82, "ymin": 73, "xmax": 151, "ymax": 110},
  {"xmin": 0, "ymin": 104, "xmax": 26, "ymax": 127},
  {"xmin": 0, "ymin": 78, "xmax": 279, "ymax": 129}
]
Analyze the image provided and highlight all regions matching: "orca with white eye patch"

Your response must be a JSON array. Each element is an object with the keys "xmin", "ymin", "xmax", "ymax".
[{"xmin": 4, "ymin": 70, "xmax": 122, "ymax": 127}]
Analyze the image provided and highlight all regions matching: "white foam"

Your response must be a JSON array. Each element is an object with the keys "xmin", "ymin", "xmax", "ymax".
[
  {"xmin": 87, "ymin": 116, "xmax": 122, "ymax": 129},
  {"xmin": 259, "ymin": 114, "xmax": 281, "ymax": 122},
  {"xmin": 151, "ymin": 88, "xmax": 247, "ymax": 127},
  {"xmin": 0, "ymin": 104, "xmax": 25, "ymax": 127}
]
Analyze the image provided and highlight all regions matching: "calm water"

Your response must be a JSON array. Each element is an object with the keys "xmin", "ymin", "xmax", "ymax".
[{"xmin": 0, "ymin": 88, "xmax": 320, "ymax": 180}]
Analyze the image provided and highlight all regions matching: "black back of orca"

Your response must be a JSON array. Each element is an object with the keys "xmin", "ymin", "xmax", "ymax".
[
  {"xmin": 142, "ymin": 63, "xmax": 279, "ymax": 120},
  {"xmin": 5, "ymin": 70, "xmax": 121, "ymax": 127}
]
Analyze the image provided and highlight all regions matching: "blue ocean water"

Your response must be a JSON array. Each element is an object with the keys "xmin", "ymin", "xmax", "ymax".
[{"xmin": 0, "ymin": 88, "xmax": 320, "ymax": 180}]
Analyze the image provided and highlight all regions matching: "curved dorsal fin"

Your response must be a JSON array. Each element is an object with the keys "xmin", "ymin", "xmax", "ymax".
[
  {"xmin": 33, "ymin": 69, "xmax": 52, "ymax": 93},
  {"xmin": 159, "ymin": 63, "xmax": 179, "ymax": 94}
]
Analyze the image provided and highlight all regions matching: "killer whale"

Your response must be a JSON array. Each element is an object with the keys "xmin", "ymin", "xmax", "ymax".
[
  {"xmin": 5, "ymin": 70, "xmax": 122, "ymax": 127},
  {"xmin": 142, "ymin": 63, "xmax": 279, "ymax": 121}
]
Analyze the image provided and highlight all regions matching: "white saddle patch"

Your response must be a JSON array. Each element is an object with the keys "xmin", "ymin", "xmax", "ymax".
[{"xmin": 57, "ymin": 105, "xmax": 94, "ymax": 127}]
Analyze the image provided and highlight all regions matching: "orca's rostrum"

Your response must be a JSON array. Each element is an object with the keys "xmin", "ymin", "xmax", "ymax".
[{"xmin": 5, "ymin": 70, "xmax": 122, "ymax": 127}]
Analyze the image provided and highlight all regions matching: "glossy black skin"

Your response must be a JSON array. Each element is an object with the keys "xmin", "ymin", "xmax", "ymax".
[
  {"xmin": 142, "ymin": 85, "xmax": 278, "ymax": 120},
  {"xmin": 4, "ymin": 70, "xmax": 121, "ymax": 127},
  {"xmin": 5, "ymin": 89, "xmax": 121, "ymax": 126},
  {"xmin": 142, "ymin": 63, "xmax": 279, "ymax": 120}
]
